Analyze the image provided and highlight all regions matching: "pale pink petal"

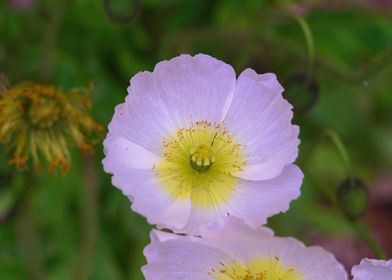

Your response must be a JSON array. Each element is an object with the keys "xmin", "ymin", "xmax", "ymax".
[
  {"xmin": 352, "ymin": 258, "xmax": 392, "ymax": 280},
  {"xmin": 102, "ymin": 136, "xmax": 160, "ymax": 172},
  {"xmin": 224, "ymin": 69, "xmax": 300, "ymax": 181},
  {"xmin": 234, "ymin": 238, "xmax": 348, "ymax": 280},
  {"xmin": 200, "ymin": 216, "xmax": 274, "ymax": 242},
  {"xmin": 180, "ymin": 202, "xmax": 231, "ymax": 235},
  {"xmin": 276, "ymin": 240, "xmax": 348, "ymax": 280},
  {"xmin": 228, "ymin": 164, "xmax": 303, "ymax": 225},
  {"xmin": 176, "ymin": 165, "xmax": 301, "ymax": 234},
  {"xmin": 150, "ymin": 229, "xmax": 183, "ymax": 243},
  {"xmin": 143, "ymin": 221, "xmax": 347, "ymax": 280},
  {"xmin": 107, "ymin": 86, "xmax": 176, "ymax": 156},
  {"xmin": 109, "ymin": 169, "xmax": 190, "ymax": 228},
  {"xmin": 107, "ymin": 54, "xmax": 236, "ymax": 155},
  {"xmin": 157, "ymin": 199, "xmax": 192, "ymax": 231},
  {"xmin": 153, "ymin": 54, "xmax": 236, "ymax": 125},
  {"xmin": 143, "ymin": 236, "xmax": 234, "ymax": 280},
  {"xmin": 193, "ymin": 237, "xmax": 347, "ymax": 280}
]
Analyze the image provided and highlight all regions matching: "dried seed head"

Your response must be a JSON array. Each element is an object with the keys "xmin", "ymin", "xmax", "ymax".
[{"xmin": 0, "ymin": 82, "xmax": 103, "ymax": 174}]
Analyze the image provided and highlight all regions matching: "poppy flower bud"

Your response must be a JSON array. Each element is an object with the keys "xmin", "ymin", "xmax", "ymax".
[{"xmin": 337, "ymin": 177, "xmax": 368, "ymax": 221}]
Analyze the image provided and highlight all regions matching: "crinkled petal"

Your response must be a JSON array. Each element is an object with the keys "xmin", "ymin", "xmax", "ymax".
[
  {"xmin": 180, "ymin": 201, "xmax": 231, "ymax": 235},
  {"xmin": 228, "ymin": 164, "xmax": 303, "ymax": 225},
  {"xmin": 157, "ymin": 165, "xmax": 301, "ymax": 234},
  {"xmin": 201, "ymin": 220, "xmax": 347, "ymax": 280},
  {"xmin": 273, "ymin": 239, "xmax": 348, "ymax": 280},
  {"xmin": 143, "ymin": 235, "xmax": 234, "ymax": 280},
  {"xmin": 200, "ymin": 216, "xmax": 274, "ymax": 242},
  {"xmin": 143, "ymin": 220, "xmax": 347, "ymax": 280},
  {"xmin": 102, "ymin": 134, "xmax": 190, "ymax": 229},
  {"xmin": 231, "ymin": 238, "xmax": 348, "ymax": 280},
  {"xmin": 109, "ymin": 168, "xmax": 190, "ymax": 228},
  {"xmin": 224, "ymin": 69, "xmax": 300, "ymax": 181},
  {"xmin": 352, "ymin": 258, "xmax": 392, "ymax": 280},
  {"xmin": 152, "ymin": 54, "xmax": 236, "ymax": 125},
  {"xmin": 102, "ymin": 136, "xmax": 160, "ymax": 172},
  {"xmin": 107, "ymin": 101, "xmax": 174, "ymax": 157},
  {"xmin": 198, "ymin": 236, "xmax": 347, "ymax": 280},
  {"xmin": 107, "ymin": 54, "xmax": 236, "ymax": 155}
]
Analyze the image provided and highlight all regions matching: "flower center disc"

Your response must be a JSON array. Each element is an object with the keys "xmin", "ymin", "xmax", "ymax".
[
  {"xmin": 211, "ymin": 258, "xmax": 302, "ymax": 280},
  {"xmin": 156, "ymin": 121, "xmax": 245, "ymax": 208}
]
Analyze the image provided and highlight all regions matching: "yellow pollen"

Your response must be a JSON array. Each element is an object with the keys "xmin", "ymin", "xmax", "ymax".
[
  {"xmin": 210, "ymin": 258, "xmax": 302, "ymax": 280},
  {"xmin": 156, "ymin": 121, "xmax": 245, "ymax": 208}
]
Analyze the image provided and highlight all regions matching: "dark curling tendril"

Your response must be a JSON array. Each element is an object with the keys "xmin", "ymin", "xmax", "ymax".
[{"xmin": 103, "ymin": 0, "xmax": 143, "ymax": 24}]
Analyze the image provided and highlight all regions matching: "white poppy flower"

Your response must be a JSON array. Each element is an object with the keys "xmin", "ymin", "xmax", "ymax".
[
  {"xmin": 143, "ymin": 217, "xmax": 347, "ymax": 280},
  {"xmin": 103, "ymin": 54, "xmax": 303, "ymax": 234}
]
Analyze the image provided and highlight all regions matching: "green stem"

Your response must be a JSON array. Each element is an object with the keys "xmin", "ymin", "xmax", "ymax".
[
  {"xmin": 16, "ymin": 172, "xmax": 47, "ymax": 280},
  {"xmin": 325, "ymin": 130, "xmax": 353, "ymax": 179},
  {"xmin": 293, "ymin": 15, "xmax": 315, "ymax": 85},
  {"xmin": 349, "ymin": 221, "xmax": 387, "ymax": 260},
  {"xmin": 39, "ymin": 0, "xmax": 69, "ymax": 82},
  {"xmin": 324, "ymin": 129, "xmax": 387, "ymax": 258},
  {"xmin": 71, "ymin": 155, "xmax": 99, "ymax": 280},
  {"xmin": 319, "ymin": 176, "xmax": 387, "ymax": 259}
]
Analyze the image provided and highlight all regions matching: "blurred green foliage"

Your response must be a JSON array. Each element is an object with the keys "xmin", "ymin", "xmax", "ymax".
[{"xmin": 1, "ymin": 0, "xmax": 392, "ymax": 279}]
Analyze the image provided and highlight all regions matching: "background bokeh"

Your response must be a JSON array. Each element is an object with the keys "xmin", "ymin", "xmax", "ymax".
[{"xmin": 1, "ymin": 0, "xmax": 392, "ymax": 279}]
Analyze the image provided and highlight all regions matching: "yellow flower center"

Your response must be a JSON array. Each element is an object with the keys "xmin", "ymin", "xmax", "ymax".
[
  {"xmin": 156, "ymin": 121, "xmax": 245, "ymax": 208},
  {"xmin": 210, "ymin": 258, "xmax": 302, "ymax": 280}
]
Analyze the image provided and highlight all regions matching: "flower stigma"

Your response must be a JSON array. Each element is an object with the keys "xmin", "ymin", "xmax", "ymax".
[{"xmin": 190, "ymin": 143, "xmax": 216, "ymax": 172}]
